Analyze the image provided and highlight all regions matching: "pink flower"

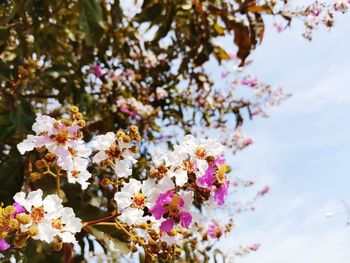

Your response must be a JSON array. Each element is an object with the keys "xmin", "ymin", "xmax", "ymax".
[
  {"xmin": 214, "ymin": 182, "xmax": 229, "ymax": 205},
  {"xmin": 249, "ymin": 243, "xmax": 260, "ymax": 251},
  {"xmin": 221, "ymin": 71, "xmax": 229, "ymax": 79},
  {"xmin": 90, "ymin": 64, "xmax": 103, "ymax": 78},
  {"xmin": 150, "ymin": 191, "xmax": 192, "ymax": 232},
  {"xmin": 129, "ymin": 111, "xmax": 137, "ymax": 117},
  {"xmin": 12, "ymin": 202, "xmax": 25, "ymax": 217},
  {"xmin": 258, "ymin": 186, "xmax": 269, "ymax": 196},
  {"xmin": 179, "ymin": 212, "xmax": 192, "ymax": 228},
  {"xmin": 160, "ymin": 218, "xmax": 175, "ymax": 232},
  {"xmin": 214, "ymin": 156, "xmax": 226, "ymax": 167},
  {"xmin": 120, "ymin": 106, "xmax": 129, "ymax": 114},
  {"xmin": 199, "ymin": 166, "xmax": 216, "ymax": 188},
  {"xmin": 207, "ymin": 221, "xmax": 223, "ymax": 239},
  {"xmin": 0, "ymin": 239, "xmax": 10, "ymax": 251}
]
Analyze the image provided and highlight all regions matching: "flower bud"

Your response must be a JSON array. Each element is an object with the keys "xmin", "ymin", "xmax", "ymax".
[
  {"xmin": 77, "ymin": 119, "xmax": 86, "ymax": 127},
  {"xmin": 16, "ymin": 214, "xmax": 31, "ymax": 225},
  {"xmin": 28, "ymin": 226, "xmax": 39, "ymax": 236},
  {"xmin": 75, "ymin": 112, "xmax": 83, "ymax": 119},
  {"xmin": 8, "ymin": 218, "xmax": 19, "ymax": 229},
  {"xmin": 70, "ymin": 106, "xmax": 79, "ymax": 114},
  {"xmin": 131, "ymin": 246, "xmax": 138, "ymax": 253},
  {"xmin": 122, "ymin": 135, "xmax": 131, "ymax": 143},
  {"xmin": 116, "ymin": 130, "xmax": 125, "ymax": 139},
  {"xmin": 4, "ymin": 205, "xmax": 15, "ymax": 216},
  {"xmin": 60, "ymin": 119, "xmax": 72, "ymax": 126},
  {"xmin": 0, "ymin": 231, "xmax": 8, "ymax": 239},
  {"xmin": 130, "ymin": 145, "xmax": 139, "ymax": 154}
]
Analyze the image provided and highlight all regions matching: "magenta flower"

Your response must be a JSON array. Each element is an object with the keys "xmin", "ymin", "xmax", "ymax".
[
  {"xmin": 199, "ymin": 166, "xmax": 216, "ymax": 188},
  {"xmin": 0, "ymin": 239, "xmax": 10, "ymax": 251},
  {"xmin": 160, "ymin": 218, "xmax": 174, "ymax": 232},
  {"xmin": 150, "ymin": 191, "xmax": 192, "ymax": 232},
  {"xmin": 179, "ymin": 212, "xmax": 192, "ymax": 228},
  {"xmin": 12, "ymin": 202, "xmax": 25, "ymax": 217},
  {"xmin": 214, "ymin": 182, "xmax": 229, "ymax": 205},
  {"xmin": 258, "ymin": 186, "xmax": 269, "ymax": 196},
  {"xmin": 214, "ymin": 156, "xmax": 226, "ymax": 167},
  {"xmin": 90, "ymin": 64, "xmax": 103, "ymax": 78}
]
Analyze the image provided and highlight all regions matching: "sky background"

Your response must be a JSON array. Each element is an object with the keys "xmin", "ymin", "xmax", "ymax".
[{"xmin": 216, "ymin": 8, "xmax": 350, "ymax": 263}]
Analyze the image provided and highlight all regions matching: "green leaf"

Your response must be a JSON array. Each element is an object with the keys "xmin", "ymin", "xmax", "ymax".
[
  {"xmin": 0, "ymin": 160, "xmax": 24, "ymax": 204},
  {"xmin": 0, "ymin": 59, "xmax": 12, "ymax": 80},
  {"xmin": 79, "ymin": 0, "xmax": 105, "ymax": 46}
]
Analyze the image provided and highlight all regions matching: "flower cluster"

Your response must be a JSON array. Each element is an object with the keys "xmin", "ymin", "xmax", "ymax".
[
  {"xmin": 3, "ymin": 107, "xmax": 233, "ymax": 261},
  {"xmin": 17, "ymin": 107, "xmax": 92, "ymax": 189},
  {"xmin": 0, "ymin": 190, "xmax": 81, "ymax": 251},
  {"xmin": 116, "ymin": 97, "xmax": 154, "ymax": 118}
]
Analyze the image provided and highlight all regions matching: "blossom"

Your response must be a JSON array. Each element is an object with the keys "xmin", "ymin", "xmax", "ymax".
[
  {"xmin": 17, "ymin": 115, "xmax": 92, "ymax": 189},
  {"xmin": 0, "ymin": 239, "xmax": 10, "ymax": 251},
  {"xmin": 207, "ymin": 221, "xmax": 223, "ymax": 239},
  {"xmin": 150, "ymin": 190, "xmax": 192, "ymax": 232},
  {"xmin": 115, "ymin": 177, "xmax": 174, "ymax": 225},
  {"xmin": 116, "ymin": 97, "xmax": 154, "ymax": 117},
  {"xmin": 92, "ymin": 132, "xmax": 137, "ymax": 178},
  {"xmin": 13, "ymin": 190, "xmax": 82, "ymax": 244},
  {"xmin": 214, "ymin": 182, "xmax": 229, "ymax": 206},
  {"xmin": 178, "ymin": 135, "xmax": 224, "ymax": 177}
]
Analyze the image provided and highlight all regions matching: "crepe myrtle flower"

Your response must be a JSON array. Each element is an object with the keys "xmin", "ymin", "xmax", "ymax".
[
  {"xmin": 198, "ymin": 156, "xmax": 230, "ymax": 205},
  {"xmin": 115, "ymin": 177, "xmax": 175, "ymax": 225},
  {"xmin": 17, "ymin": 115, "xmax": 91, "ymax": 170},
  {"xmin": 177, "ymin": 135, "xmax": 225, "ymax": 178},
  {"xmin": 207, "ymin": 221, "xmax": 223, "ymax": 240},
  {"xmin": 13, "ymin": 189, "xmax": 82, "ymax": 245},
  {"xmin": 149, "ymin": 148, "xmax": 188, "ymax": 187},
  {"xmin": 150, "ymin": 190, "xmax": 192, "ymax": 232},
  {"xmin": 0, "ymin": 239, "xmax": 10, "ymax": 251},
  {"xmin": 92, "ymin": 131, "xmax": 139, "ymax": 178}
]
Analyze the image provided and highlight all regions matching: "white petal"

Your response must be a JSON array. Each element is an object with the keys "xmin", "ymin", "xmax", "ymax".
[
  {"xmin": 118, "ymin": 208, "xmax": 144, "ymax": 225},
  {"xmin": 114, "ymin": 192, "xmax": 133, "ymax": 210},
  {"xmin": 17, "ymin": 135, "xmax": 36, "ymax": 154}
]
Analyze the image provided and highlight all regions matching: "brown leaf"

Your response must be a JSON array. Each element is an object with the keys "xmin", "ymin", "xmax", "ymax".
[{"xmin": 233, "ymin": 22, "xmax": 251, "ymax": 66}]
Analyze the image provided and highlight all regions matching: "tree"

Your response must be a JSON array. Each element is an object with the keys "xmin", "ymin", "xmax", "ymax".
[{"xmin": 0, "ymin": 0, "xmax": 348, "ymax": 262}]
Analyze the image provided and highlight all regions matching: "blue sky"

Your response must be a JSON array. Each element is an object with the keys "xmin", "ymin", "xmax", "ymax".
[{"xmin": 218, "ymin": 10, "xmax": 350, "ymax": 263}]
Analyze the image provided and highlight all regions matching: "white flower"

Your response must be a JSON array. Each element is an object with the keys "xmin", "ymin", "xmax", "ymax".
[
  {"xmin": 92, "ymin": 132, "xmax": 137, "ymax": 178},
  {"xmin": 66, "ymin": 157, "xmax": 91, "ymax": 190},
  {"xmin": 13, "ymin": 189, "xmax": 82, "ymax": 244},
  {"xmin": 17, "ymin": 115, "xmax": 92, "ymax": 189},
  {"xmin": 114, "ymin": 178, "xmax": 174, "ymax": 225},
  {"xmin": 177, "ymin": 135, "xmax": 224, "ymax": 177}
]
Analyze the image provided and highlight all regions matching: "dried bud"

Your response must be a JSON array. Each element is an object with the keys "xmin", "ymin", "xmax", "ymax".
[
  {"xmin": 130, "ymin": 145, "xmax": 139, "ymax": 154},
  {"xmin": 131, "ymin": 246, "xmax": 138, "ymax": 253},
  {"xmin": 14, "ymin": 234, "xmax": 29, "ymax": 248},
  {"xmin": 8, "ymin": 218, "xmax": 19, "ymax": 229},
  {"xmin": 53, "ymin": 241, "xmax": 63, "ymax": 251},
  {"xmin": 100, "ymin": 178, "xmax": 111, "ymax": 188},
  {"xmin": 129, "ymin": 125, "xmax": 138, "ymax": 133},
  {"xmin": 35, "ymin": 159, "xmax": 47, "ymax": 169},
  {"xmin": 30, "ymin": 172, "xmax": 42, "ymax": 182}
]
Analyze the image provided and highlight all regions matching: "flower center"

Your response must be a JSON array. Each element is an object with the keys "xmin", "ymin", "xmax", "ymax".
[
  {"xmin": 71, "ymin": 170, "xmax": 80, "ymax": 178},
  {"xmin": 31, "ymin": 207, "xmax": 45, "ymax": 223},
  {"xmin": 52, "ymin": 218, "xmax": 63, "ymax": 230},
  {"xmin": 106, "ymin": 144, "xmax": 122, "ymax": 160},
  {"xmin": 215, "ymin": 164, "xmax": 227, "ymax": 184},
  {"xmin": 195, "ymin": 147, "xmax": 206, "ymax": 159},
  {"xmin": 53, "ymin": 130, "xmax": 69, "ymax": 145},
  {"xmin": 133, "ymin": 192, "xmax": 145, "ymax": 208},
  {"xmin": 157, "ymin": 164, "xmax": 168, "ymax": 175}
]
